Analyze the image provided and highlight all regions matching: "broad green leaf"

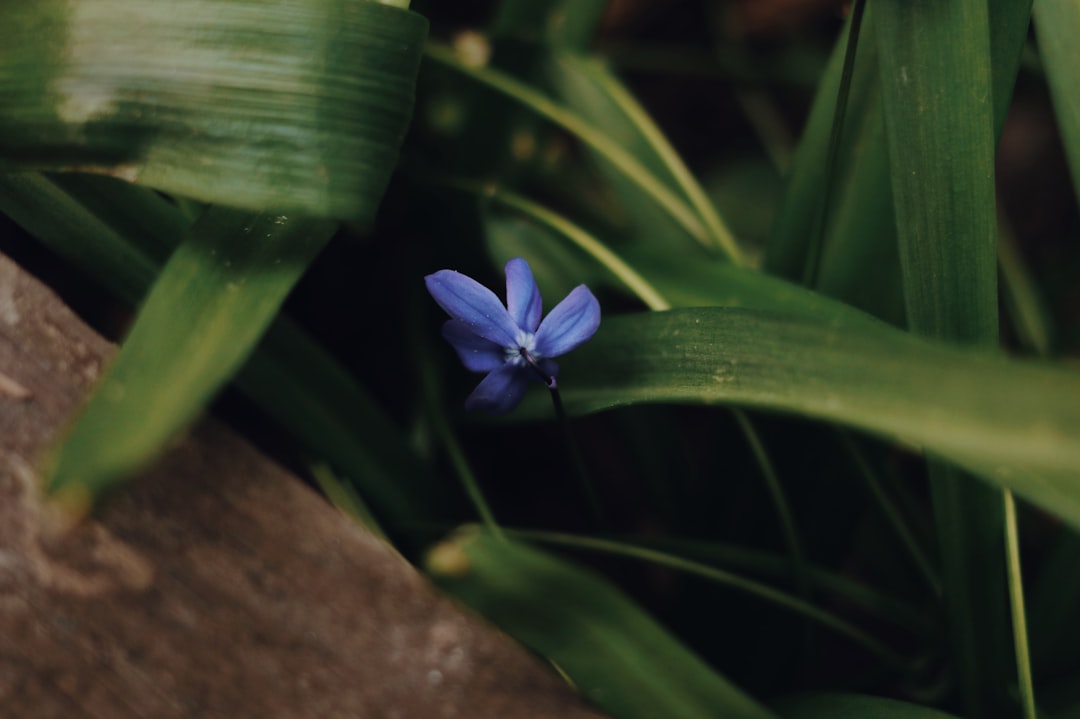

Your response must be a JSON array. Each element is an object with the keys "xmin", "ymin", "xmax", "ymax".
[
  {"xmin": 0, "ymin": 0, "xmax": 427, "ymax": 220},
  {"xmin": 427, "ymin": 529, "xmax": 776, "ymax": 719},
  {"xmin": 876, "ymin": 2, "xmax": 1025, "ymax": 716},
  {"xmin": 1034, "ymin": 0, "xmax": 1080, "ymax": 209},
  {"xmin": 44, "ymin": 208, "xmax": 337, "ymax": 510},
  {"xmin": 775, "ymin": 693, "xmax": 960, "ymax": 719},
  {"xmin": 511, "ymin": 308, "xmax": 1080, "ymax": 531}
]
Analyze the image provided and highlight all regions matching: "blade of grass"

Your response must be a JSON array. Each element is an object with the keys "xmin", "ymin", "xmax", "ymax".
[
  {"xmin": 765, "ymin": 6, "xmax": 907, "ymax": 327},
  {"xmin": 764, "ymin": 8, "xmax": 854, "ymax": 280},
  {"xmin": 635, "ymin": 535, "xmax": 931, "ymax": 636},
  {"xmin": 733, "ymin": 411, "xmax": 809, "ymax": 601},
  {"xmin": 505, "ymin": 529, "xmax": 905, "ymax": 667},
  {"xmin": 998, "ymin": 212, "xmax": 1054, "ymax": 356},
  {"xmin": 423, "ymin": 42, "xmax": 723, "ymax": 256},
  {"xmin": 44, "ymin": 209, "xmax": 338, "ymax": 512},
  {"xmin": 0, "ymin": 0, "xmax": 427, "ymax": 221},
  {"xmin": 837, "ymin": 430, "xmax": 941, "ymax": 597},
  {"xmin": 552, "ymin": 53, "xmax": 746, "ymax": 264},
  {"xmin": 427, "ymin": 529, "xmax": 778, "ymax": 719},
  {"xmin": 1033, "ymin": 0, "xmax": 1080, "ymax": 208},
  {"xmin": 1004, "ymin": 491, "xmax": 1038, "ymax": 719},
  {"xmin": 433, "ymin": 177, "xmax": 670, "ymax": 311},
  {"xmin": 775, "ymin": 693, "xmax": 961, "ymax": 719},
  {"xmin": 875, "ymin": 3, "xmax": 1021, "ymax": 716},
  {"xmin": 801, "ymin": 0, "xmax": 866, "ymax": 288}
]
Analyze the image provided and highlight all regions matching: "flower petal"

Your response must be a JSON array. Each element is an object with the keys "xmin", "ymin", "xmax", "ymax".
[
  {"xmin": 534, "ymin": 285, "xmax": 601, "ymax": 358},
  {"xmin": 425, "ymin": 269, "xmax": 520, "ymax": 347},
  {"xmin": 442, "ymin": 320, "xmax": 505, "ymax": 373},
  {"xmin": 464, "ymin": 363, "xmax": 531, "ymax": 414},
  {"xmin": 505, "ymin": 258, "xmax": 543, "ymax": 332}
]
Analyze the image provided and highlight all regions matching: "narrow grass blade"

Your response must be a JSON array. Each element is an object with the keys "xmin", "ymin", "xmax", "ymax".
[
  {"xmin": 511, "ymin": 307, "xmax": 1080, "ymax": 531},
  {"xmin": 0, "ymin": 0, "xmax": 427, "ymax": 220},
  {"xmin": 775, "ymin": 693, "xmax": 960, "ymax": 719},
  {"xmin": 838, "ymin": 431, "xmax": 941, "ymax": 596},
  {"xmin": 501, "ymin": 530, "xmax": 905, "ymax": 667},
  {"xmin": 629, "ymin": 535, "xmax": 931, "ymax": 636},
  {"xmin": 551, "ymin": 53, "xmax": 746, "ymax": 264},
  {"xmin": 423, "ymin": 43, "xmax": 718, "ymax": 255},
  {"xmin": 436, "ymin": 178, "xmax": 671, "ymax": 310},
  {"xmin": 799, "ymin": 0, "xmax": 866, "ymax": 288},
  {"xmin": 999, "ymin": 213, "xmax": 1055, "ymax": 355},
  {"xmin": 44, "ymin": 209, "xmax": 337, "ymax": 512},
  {"xmin": 732, "ymin": 411, "xmax": 808, "ymax": 601},
  {"xmin": 427, "ymin": 529, "xmax": 777, "ymax": 719},
  {"xmin": 1034, "ymin": 0, "xmax": 1080, "ymax": 208},
  {"xmin": 1004, "ymin": 492, "xmax": 1038, "ymax": 719}
]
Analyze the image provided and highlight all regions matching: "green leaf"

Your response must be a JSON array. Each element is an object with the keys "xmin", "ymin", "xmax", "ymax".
[
  {"xmin": 875, "ymin": 2, "xmax": 1027, "ymax": 716},
  {"xmin": 512, "ymin": 308, "xmax": 1080, "ymax": 531},
  {"xmin": 1034, "ymin": 0, "xmax": 1080, "ymax": 209},
  {"xmin": 427, "ymin": 529, "xmax": 776, "ymax": 719},
  {"xmin": 0, "ymin": 0, "xmax": 427, "ymax": 220},
  {"xmin": 44, "ymin": 209, "xmax": 337, "ymax": 511},
  {"xmin": 775, "ymin": 693, "xmax": 960, "ymax": 719}
]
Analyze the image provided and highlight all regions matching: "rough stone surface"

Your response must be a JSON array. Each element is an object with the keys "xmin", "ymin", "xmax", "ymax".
[{"xmin": 0, "ymin": 252, "xmax": 609, "ymax": 719}]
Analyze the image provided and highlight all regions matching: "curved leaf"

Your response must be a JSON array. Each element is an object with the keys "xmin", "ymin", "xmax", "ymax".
[
  {"xmin": 427, "ymin": 529, "xmax": 776, "ymax": 719},
  {"xmin": 776, "ymin": 693, "xmax": 960, "ymax": 719},
  {"xmin": 513, "ymin": 308, "xmax": 1080, "ymax": 530},
  {"xmin": 0, "ymin": 0, "xmax": 427, "ymax": 220}
]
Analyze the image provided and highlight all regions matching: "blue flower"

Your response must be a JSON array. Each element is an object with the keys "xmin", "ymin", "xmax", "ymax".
[{"xmin": 425, "ymin": 258, "xmax": 601, "ymax": 414}]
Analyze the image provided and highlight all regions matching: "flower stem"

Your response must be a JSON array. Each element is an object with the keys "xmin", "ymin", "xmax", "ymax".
[{"xmin": 548, "ymin": 382, "xmax": 608, "ymax": 529}]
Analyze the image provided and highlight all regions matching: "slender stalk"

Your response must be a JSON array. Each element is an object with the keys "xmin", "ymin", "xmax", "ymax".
[
  {"xmin": 510, "ymin": 528, "xmax": 911, "ymax": 668},
  {"xmin": 839, "ymin": 430, "xmax": 942, "ymax": 597},
  {"xmin": 514, "ymin": 347, "xmax": 606, "ymax": 528},
  {"xmin": 1004, "ymin": 490, "xmax": 1037, "ymax": 719},
  {"xmin": 732, "ymin": 410, "xmax": 808, "ymax": 599},
  {"xmin": 802, "ymin": 0, "xmax": 866, "ymax": 288}
]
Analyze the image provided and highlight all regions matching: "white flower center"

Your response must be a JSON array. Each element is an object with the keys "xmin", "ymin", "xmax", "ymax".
[{"xmin": 506, "ymin": 330, "xmax": 538, "ymax": 365}]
